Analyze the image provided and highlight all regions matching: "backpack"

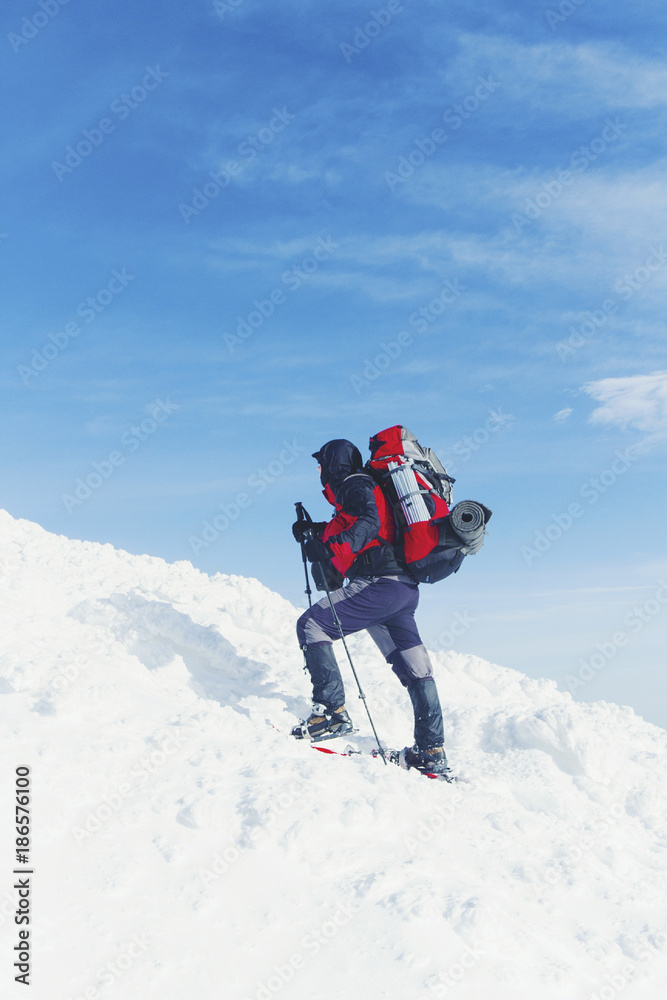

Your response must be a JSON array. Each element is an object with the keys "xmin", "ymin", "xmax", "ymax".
[{"xmin": 367, "ymin": 425, "xmax": 492, "ymax": 584}]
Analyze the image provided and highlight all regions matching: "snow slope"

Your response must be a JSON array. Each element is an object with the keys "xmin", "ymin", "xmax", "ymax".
[{"xmin": 1, "ymin": 508, "xmax": 666, "ymax": 1000}]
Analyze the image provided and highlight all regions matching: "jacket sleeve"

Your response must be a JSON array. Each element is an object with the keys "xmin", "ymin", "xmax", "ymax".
[{"xmin": 327, "ymin": 477, "xmax": 381, "ymax": 554}]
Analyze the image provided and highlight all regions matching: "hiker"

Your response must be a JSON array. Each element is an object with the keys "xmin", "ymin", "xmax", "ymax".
[{"xmin": 291, "ymin": 438, "xmax": 450, "ymax": 777}]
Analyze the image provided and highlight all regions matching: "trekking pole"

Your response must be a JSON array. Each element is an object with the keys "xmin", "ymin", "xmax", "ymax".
[
  {"xmin": 294, "ymin": 502, "xmax": 386, "ymax": 764},
  {"xmin": 294, "ymin": 503, "xmax": 314, "ymax": 680},
  {"xmin": 294, "ymin": 502, "xmax": 313, "ymax": 608},
  {"xmin": 321, "ymin": 578, "xmax": 387, "ymax": 764}
]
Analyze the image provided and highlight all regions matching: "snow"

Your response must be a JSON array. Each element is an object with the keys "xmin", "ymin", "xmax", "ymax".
[{"xmin": 1, "ymin": 507, "xmax": 666, "ymax": 1000}]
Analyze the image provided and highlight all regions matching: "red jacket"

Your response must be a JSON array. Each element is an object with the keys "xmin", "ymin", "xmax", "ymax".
[{"xmin": 322, "ymin": 475, "xmax": 397, "ymax": 577}]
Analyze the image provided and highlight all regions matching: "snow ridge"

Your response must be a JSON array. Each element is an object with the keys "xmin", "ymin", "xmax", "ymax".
[{"xmin": 1, "ymin": 508, "xmax": 666, "ymax": 1000}]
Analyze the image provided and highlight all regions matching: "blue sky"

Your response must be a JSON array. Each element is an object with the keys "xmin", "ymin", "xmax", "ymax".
[{"xmin": 2, "ymin": 0, "xmax": 666, "ymax": 726}]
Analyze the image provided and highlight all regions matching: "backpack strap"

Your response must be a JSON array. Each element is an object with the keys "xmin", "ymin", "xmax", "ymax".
[{"xmin": 343, "ymin": 472, "xmax": 375, "ymax": 483}]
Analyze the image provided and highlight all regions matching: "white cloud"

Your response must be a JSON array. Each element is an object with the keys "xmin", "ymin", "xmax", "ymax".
[
  {"xmin": 583, "ymin": 371, "xmax": 667, "ymax": 435},
  {"xmin": 399, "ymin": 160, "xmax": 667, "ymax": 310},
  {"xmin": 445, "ymin": 35, "xmax": 667, "ymax": 112},
  {"xmin": 553, "ymin": 408, "xmax": 573, "ymax": 422},
  {"xmin": 209, "ymin": 231, "xmax": 454, "ymax": 270}
]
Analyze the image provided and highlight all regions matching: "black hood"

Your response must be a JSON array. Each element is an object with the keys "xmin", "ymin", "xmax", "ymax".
[{"xmin": 312, "ymin": 439, "xmax": 363, "ymax": 490}]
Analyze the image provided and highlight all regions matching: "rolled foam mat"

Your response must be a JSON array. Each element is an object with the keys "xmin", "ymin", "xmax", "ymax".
[{"xmin": 449, "ymin": 500, "xmax": 492, "ymax": 553}]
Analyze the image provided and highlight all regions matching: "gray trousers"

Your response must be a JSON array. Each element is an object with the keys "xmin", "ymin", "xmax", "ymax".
[{"xmin": 296, "ymin": 576, "xmax": 444, "ymax": 749}]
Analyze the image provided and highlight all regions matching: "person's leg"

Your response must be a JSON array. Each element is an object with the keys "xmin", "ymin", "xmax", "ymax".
[
  {"xmin": 366, "ymin": 586, "xmax": 445, "ymax": 753},
  {"xmin": 295, "ymin": 577, "xmax": 415, "ymax": 715},
  {"xmin": 296, "ymin": 578, "xmax": 376, "ymax": 712},
  {"xmin": 406, "ymin": 677, "xmax": 445, "ymax": 752}
]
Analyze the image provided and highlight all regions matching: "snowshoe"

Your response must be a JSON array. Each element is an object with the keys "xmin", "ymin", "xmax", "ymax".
[
  {"xmin": 400, "ymin": 745, "xmax": 454, "ymax": 781},
  {"xmin": 290, "ymin": 704, "xmax": 356, "ymax": 742}
]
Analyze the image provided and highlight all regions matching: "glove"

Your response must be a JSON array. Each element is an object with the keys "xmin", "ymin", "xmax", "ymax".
[
  {"xmin": 292, "ymin": 520, "xmax": 326, "ymax": 544},
  {"xmin": 304, "ymin": 536, "xmax": 330, "ymax": 562}
]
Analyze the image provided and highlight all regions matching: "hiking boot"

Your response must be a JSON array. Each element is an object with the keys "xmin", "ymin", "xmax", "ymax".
[
  {"xmin": 291, "ymin": 704, "xmax": 354, "ymax": 741},
  {"xmin": 402, "ymin": 744, "xmax": 452, "ymax": 779}
]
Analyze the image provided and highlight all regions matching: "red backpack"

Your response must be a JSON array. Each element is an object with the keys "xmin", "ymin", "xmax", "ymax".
[{"xmin": 367, "ymin": 425, "xmax": 491, "ymax": 584}]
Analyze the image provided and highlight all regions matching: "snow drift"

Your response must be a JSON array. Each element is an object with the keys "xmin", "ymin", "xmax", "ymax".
[{"xmin": 1, "ymin": 508, "xmax": 666, "ymax": 1000}]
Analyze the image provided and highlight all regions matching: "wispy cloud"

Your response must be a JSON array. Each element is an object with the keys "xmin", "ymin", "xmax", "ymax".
[
  {"xmin": 553, "ymin": 407, "xmax": 573, "ymax": 422},
  {"xmin": 400, "ymin": 162, "xmax": 667, "ymax": 304},
  {"xmin": 444, "ymin": 35, "xmax": 667, "ymax": 113},
  {"xmin": 207, "ymin": 231, "xmax": 455, "ymax": 270},
  {"xmin": 583, "ymin": 371, "xmax": 667, "ymax": 437}
]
